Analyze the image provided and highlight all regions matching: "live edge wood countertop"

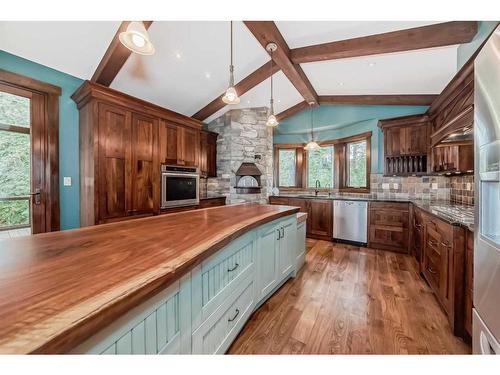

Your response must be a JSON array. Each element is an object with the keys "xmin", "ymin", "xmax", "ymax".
[{"xmin": 0, "ymin": 203, "xmax": 299, "ymax": 354}]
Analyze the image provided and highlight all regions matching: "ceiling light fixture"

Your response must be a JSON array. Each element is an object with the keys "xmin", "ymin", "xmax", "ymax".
[
  {"xmin": 265, "ymin": 43, "xmax": 279, "ymax": 128},
  {"xmin": 304, "ymin": 104, "xmax": 320, "ymax": 151},
  {"xmin": 222, "ymin": 21, "xmax": 240, "ymax": 105},
  {"xmin": 119, "ymin": 21, "xmax": 155, "ymax": 55}
]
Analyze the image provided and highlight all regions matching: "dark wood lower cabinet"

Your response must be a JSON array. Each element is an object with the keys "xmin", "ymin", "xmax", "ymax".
[
  {"xmin": 464, "ymin": 229, "xmax": 474, "ymax": 338},
  {"xmin": 160, "ymin": 197, "xmax": 226, "ymax": 215},
  {"xmin": 269, "ymin": 196, "xmax": 332, "ymax": 240},
  {"xmin": 368, "ymin": 202, "xmax": 409, "ymax": 253}
]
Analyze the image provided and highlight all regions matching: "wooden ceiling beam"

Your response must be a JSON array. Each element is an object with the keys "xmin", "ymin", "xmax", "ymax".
[
  {"xmin": 290, "ymin": 21, "xmax": 478, "ymax": 64},
  {"xmin": 244, "ymin": 21, "xmax": 319, "ymax": 106},
  {"xmin": 276, "ymin": 100, "xmax": 309, "ymax": 121},
  {"xmin": 192, "ymin": 60, "xmax": 280, "ymax": 121},
  {"xmin": 318, "ymin": 94, "xmax": 438, "ymax": 106},
  {"xmin": 91, "ymin": 21, "xmax": 153, "ymax": 86}
]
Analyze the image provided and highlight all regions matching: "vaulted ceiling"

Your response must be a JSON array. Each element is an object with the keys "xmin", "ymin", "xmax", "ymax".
[{"xmin": 0, "ymin": 21, "xmax": 478, "ymax": 123}]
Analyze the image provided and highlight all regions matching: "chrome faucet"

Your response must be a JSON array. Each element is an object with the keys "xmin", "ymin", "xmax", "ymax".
[{"xmin": 315, "ymin": 180, "xmax": 321, "ymax": 196}]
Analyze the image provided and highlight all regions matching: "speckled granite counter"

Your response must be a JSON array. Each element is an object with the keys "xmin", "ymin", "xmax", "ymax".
[{"xmin": 270, "ymin": 194, "xmax": 475, "ymax": 232}]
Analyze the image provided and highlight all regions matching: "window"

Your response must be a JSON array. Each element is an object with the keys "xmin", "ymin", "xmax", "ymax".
[
  {"xmin": 307, "ymin": 145, "xmax": 333, "ymax": 188},
  {"xmin": 347, "ymin": 140, "xmax": 367, "ymax": 188},
  {"xmin": 278, "ymin": 149, "xmax": 296, "ymax": 187}
]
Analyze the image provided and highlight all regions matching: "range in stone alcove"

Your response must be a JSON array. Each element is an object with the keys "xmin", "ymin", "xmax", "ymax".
[{"xmin": 234, "ymin": 162, "xmax": 262, "ymax": 194}]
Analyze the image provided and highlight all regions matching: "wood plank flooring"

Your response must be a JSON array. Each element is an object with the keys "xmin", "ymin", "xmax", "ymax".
[{"xmin": 228, "ymin": 239, "xmax": 471, "ymax": 354}]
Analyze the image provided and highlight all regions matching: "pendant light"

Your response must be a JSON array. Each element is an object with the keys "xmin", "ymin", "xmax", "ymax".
[
  {"xmin": 222, "ymin": 21, "xmax": 240, "ymax": 105},
  {"xmin": 119, "ymin": 21, "xmax": 155, "ymax": 55},
  {"xmin": 265, "ymin": 43, "xmax": 279, "ymax": 127},
  {"xmin": 304, "ymin": 104, "xmax": 320, "ymax": 151}
]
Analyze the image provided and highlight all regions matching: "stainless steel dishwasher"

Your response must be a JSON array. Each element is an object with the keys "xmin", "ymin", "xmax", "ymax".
[{"xmin": 333, "ymin": 200, "xmax": 368, "ymax": 244}]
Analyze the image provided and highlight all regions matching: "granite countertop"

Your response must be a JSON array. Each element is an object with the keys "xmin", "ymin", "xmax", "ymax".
[
  {"xmin": 270, "ymin": 194, "xmax": 475, "ymax": 231},
  {"xmin": 200, "ymin": 196, "xmax": 226, "ymax": 200}
]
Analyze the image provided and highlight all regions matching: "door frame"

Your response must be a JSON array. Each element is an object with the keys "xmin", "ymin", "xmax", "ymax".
[{"xmin": 0, "ymin": 69, "xmax": 61, "ymax": 233}]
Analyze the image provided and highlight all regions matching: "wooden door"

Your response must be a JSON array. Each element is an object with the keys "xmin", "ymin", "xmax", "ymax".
[
  {"xmin": 178, "ymin": 126, "xmax": 200, "ymax": 167},
  {"xmin": 97, "ymin": 103, "xmax": 131, "ymax": 223},
  {"xmin": 308, "ymin": 199, "xmax": 333, "ymax": 239},
  {"xmin": 159, "ymin": 121, "xmax": 178, "ymax": 165},
  {"xmin": 130, "ymin": 113, "xmax": 159, "ymax": 216}
]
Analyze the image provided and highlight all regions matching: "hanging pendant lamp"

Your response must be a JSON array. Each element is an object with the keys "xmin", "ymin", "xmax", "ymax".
[
  {"xmin": 119, "ymin": 21, "xmax": 155, "ymax": 55},
  {"xmin": 222, "ymin": 21, "xmax": 240, "ymax": 105},
  {"xmin": 304, "ymin": 105, "xmax": 320, "ymax": 150},
  {"xmin": 265, "ymin": 43, "xmax": 279, "ymax": 127}
]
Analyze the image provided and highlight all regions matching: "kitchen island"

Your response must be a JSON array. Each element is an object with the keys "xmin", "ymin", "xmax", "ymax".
[{"xmin": 0, "ymin": 203, "xmax": 301, "ymax": 354}]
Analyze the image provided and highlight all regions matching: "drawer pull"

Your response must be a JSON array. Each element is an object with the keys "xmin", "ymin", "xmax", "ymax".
[
  {"xmin": 281, "ymin": 228, "xmax": 284, "ymax": 238},
  {"xmin": 228, "ymin": 308, "xmax": 240, "ymax": 322},
  {"xmin": 414, "ymin": 223, "xmax": 422, "ymax": 229},
  {"xmin": 428, "ymin": 267, "xmax": 437, "ymax": 275},
  {"xmin": 441, "ymin": 241, "xmax": 451, "ymax": 248},
  {"xmin": 227, "ymin": 263, "xmax": 239, "ymax": 272},
  {"xmin": 428, "ymin": 240, "xmax": 438, "ymax": 247}
]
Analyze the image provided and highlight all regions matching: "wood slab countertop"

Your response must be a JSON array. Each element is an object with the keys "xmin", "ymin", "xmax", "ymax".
[{"xmin": 0, "ymin": 203, "xmax": 299, "ymax": 354}]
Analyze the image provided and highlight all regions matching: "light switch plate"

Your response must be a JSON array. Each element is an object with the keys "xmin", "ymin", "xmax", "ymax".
[
  {"xmin": 382, "ymin": 183, "xmax": 390, "ymax": 190},
  {"xmin": 63, "ymin": 177, "xmax": 72, "ymax": 186},
  {"xmin": 432, "ymin": 183, "xmax": 438, "ymax": 190}
]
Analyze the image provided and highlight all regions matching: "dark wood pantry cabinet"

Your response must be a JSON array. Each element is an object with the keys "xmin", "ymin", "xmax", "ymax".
[{"xmin": 73, "ymin": 81, "xmax": 216, "ymax": 226}]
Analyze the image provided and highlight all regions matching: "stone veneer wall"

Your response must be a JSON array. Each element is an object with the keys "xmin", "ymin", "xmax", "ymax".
[
  {"xmin": 450, "ymin": 175, "xmax": 474, "ymax": 205},
  {"xmin": 206, "ymin": 107, "xmax": 273, "ymax": 204}
]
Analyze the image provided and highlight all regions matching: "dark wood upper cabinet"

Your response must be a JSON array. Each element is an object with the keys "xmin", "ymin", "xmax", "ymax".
[
  {"xmin": 73, "ymin": 81, "xmax": 204, "ymax": 226},
  {"xmin": 200, "ymin": 130, "xmax": 218, "ymax": 178}
]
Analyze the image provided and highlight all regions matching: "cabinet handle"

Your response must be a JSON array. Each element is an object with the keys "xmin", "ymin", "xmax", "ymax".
[
  {"xmin": 428, "ymin": 240, "xmax": 438, "ymax": 247},
  {"xmin": 415, "ymin": 223, "xmax": 422, "ymax": 229},
  {"xmin": 281, "ymin": 227, "xmax": 284, "ymax": 238},
  {"xmin": 227, "ymin": 263, "xmax": 239, "ymax": 272},
  {"xmin": 277, "ymin": 229, "xmax": 281, "ymax": 240},
  {"xmin": 228, "ymin": 308, "xmax": 240, "ymax": 322},
  {"xmin": 441, "ymin": 241, "xmax": 451, "ymax": 248},
  {"xmin": 427, "ymin": 267, "xmax": 437, "ymax": 275}
]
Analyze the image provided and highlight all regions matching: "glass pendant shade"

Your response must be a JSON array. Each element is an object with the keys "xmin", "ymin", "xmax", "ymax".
[
  {"xmin": 119, "ymin": 21, "xmax": 155, "ymax": 55},
  {"xmin": 304, "ymin": 141, "xmax": 320, "ymax": 151},
  {"xmin": 222, "ymin": 21, "xmax": 240, "ymax": 105},
  {"xmin": 266, "ymin": 113, "xmax": 279, "ymax": 127}
]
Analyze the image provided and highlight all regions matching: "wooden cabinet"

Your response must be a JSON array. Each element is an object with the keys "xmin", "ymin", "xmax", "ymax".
[
  {"xmin": 368, "ymin": 202, "xmax": 409, "ymax": 252},
  {"xmin": 269, "ymin": 196, "xmax": 332, "ymax": 240},
  {"xmin": 73, "ymin": 81, "xmax": 204, "ymax": 226},
  {"xmin": 410, "ymin": 205, "xmax": 424, "ymax": 263},
  {"xmin": 379, "ymin": 114, "xmax": 430, "ymax": 175},
  {"xmin": 464, "ymin": 229, "xmax": 474, "ymax": 338},
  {"xmin": 200, "ymin": 130, "xmax": 217, "ymax": 178},
  {"xmin": 431, "ymin": 144, "xmax": 474, "ymax": 174}
]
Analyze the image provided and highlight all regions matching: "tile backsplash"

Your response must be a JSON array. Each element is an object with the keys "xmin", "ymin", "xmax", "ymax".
[
  {"xmin": 370, "ymin": 174, "xmax": 451, "ymax": 201},
  {"xmin": 450, "ymin": 175, "xmax": 474, "ymax": 205}
]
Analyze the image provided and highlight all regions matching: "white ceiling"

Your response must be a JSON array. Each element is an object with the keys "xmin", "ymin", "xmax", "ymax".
[
  {"xmin": 301, "ymin": 46, "xmax": 458, "ymax": 95},
  {"xmin": 111, "ymin": 21, "xmax": 269, "ymax": 116},
  {"xmin": 0, "ymin": 21, "xmax": 467, "ymax": 122},
  {"xmin": 0, "ymin": 21, "xmax": 120, "ymax": 79}
]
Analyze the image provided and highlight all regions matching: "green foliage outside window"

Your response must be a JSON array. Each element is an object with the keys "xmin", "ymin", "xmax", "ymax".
[
  {"xmin": 347, "ymin": 140, "xmax": 367, "ymax": 188},
  {"xmin": 0, "ymin": 92, "xmax": 31, "ymax": 228},
  {"xmin": 278, "ymin": 149, "xmax": 296, "ymax": 187},
  {"xmin": 307, "ymin": 145, "xmax": 333, "ymax": 188}
]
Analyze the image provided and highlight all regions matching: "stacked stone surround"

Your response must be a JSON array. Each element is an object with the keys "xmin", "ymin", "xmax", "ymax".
[{"xmin": 206, "ymin": 107, "xmax": 273, "ymax": 204}]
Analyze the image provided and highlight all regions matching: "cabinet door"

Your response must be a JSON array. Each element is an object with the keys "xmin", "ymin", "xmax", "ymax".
[
  {"xmin": 160, "ymin": 121, "xmax": 178, "ymax": 165},
  {"xmin": 288, "ymin": 198, "xmax": 308, "ymax": 213},
  {"xmin": 279, "ymin": 219, "xmax": 296, "ymax": 279},
  {"xmin": 206, "ymin": 133, "xmax": 217, "ymax": 177},
  {"xmin": 308, "ymin": 199, "xmax": 333, "ymax": 239},
  {"xmin": 97, "ymin": 103, "xmax": 131, "ymax": 223},
  {"xmin": 256, "ymin": 223, "xmax": 280, "ymax": 302},
  {"xmin": 407, "ymin": 124, "xmax": 428, "ymax": 155},
  {"xmin": 199, "ymin": 131, "xmax": 208, "ymax": 177},
  {"xmin": 178, "ymin": 126, "xmax": 200, "ymax": 167},
  {"xmin": 130, "ymin": 113, "xmax": 159, "ymax": 216},
  {"xmin": 412, "ymin": 209, "xmax": 424, "ymax": 263},
  {"xmin": 385, "ymin": 127, "xmax": 401, "ymax": 157}
]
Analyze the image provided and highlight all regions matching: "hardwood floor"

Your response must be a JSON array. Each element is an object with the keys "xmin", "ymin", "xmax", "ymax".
[{"xmin": 228, "ymin": 239, "xmax": 471, "ymax": 354}]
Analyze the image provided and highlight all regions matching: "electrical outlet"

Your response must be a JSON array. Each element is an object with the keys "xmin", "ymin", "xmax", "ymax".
[
  {"xmin": 392, "ymin": 183, "xmax": 399, "ymax": 189},
  {"xmin": 63, "ymin": 177, "xmax": 72, "ymax": 186},
  {"xmin": 432, "ymin": 183, "xmax": 438, "ymax": 190},
  {"xmin": 382, "ymin": 183, "xmax": 390, "ymax": 190}
]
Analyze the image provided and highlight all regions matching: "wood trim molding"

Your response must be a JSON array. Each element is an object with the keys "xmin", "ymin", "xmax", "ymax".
[
  {"xmin": 276, "ymin": 100, "xmax": 308, "ymax": 121},
  {"xmin": 244, "ymin": 21, "xmax": 319, "ymax": 105},
  {"xmin": 71, "ymin": 80, "xmax": 203, "ymax": 129},
  {"xmin": 318, "ymin": 95, "xmax": 437, "ymax": 106},
  {"xmin": 0, "ymin": 69, "xmax": 61, "ymax": 96},
  {"xmin": 290, "ymin": 22, "xmax": 478, "ymax": 64},
  {"xmin": 320, "ymin": 131, "xmax": 373, "ymax": 146},
  {"xmin": 91, "ymin": 21, "xmax": 153, "ymax": 86},
  {"xmin": 192, "ymin": 60, "xmax": 280, "ymax": 121},
  {"xmin": 378, "ymin": 113, "xmax": 430, "ymax": 129}
]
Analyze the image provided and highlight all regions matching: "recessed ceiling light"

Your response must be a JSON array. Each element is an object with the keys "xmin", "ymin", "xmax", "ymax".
[
  {"xmin": 247, "ymin": 100, "xmax": 251, "ymax": 104},
  {"xmin": 205, "ymin": 73, "xmax": 211, "ymax": 79},
  {"xmin": 368, "ymin": 62, "xmax": 376, "ymax": 67},
  {"xmin": 278, "ymin": 99, "xmax": 281, "ymax": 103},
  {"xmin": 338, "ymin": 82, "xmax": 344, "ymax": 86},
  {"xmin": 175, "ymin": 52, "xmax": 182, "ymax": 59}
]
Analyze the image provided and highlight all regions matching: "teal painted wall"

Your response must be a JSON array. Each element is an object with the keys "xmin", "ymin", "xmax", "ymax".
[
  {"xmin": 274, "ymin": 104, "xmax": 428, "ymax": 173},
  {"xmin": 0, "ymin": 51, "xmax": 83, "ymax": 230},
  {"xmin": 457, "ymin": 21, "xmax": 498, "ymax": 69}
]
